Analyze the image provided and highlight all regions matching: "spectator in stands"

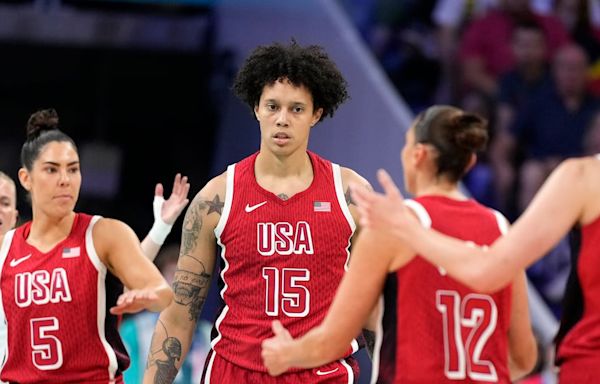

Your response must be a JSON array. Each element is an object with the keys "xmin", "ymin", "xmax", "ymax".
[
  {"xmin": 490, "ymin": 19, "xmax": 551, "ymax": 217},
  {"xmin": 459, "ymin": 0, "xmax": 569, "ymax": 98},
  {"xmin": 512, "ymin": 43, "xmax": 597, "ymax": 211}
]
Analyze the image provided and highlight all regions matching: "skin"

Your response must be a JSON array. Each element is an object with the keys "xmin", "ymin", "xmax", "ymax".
[
  {"xmin": 0, "ymin": 175, "xmax": 18, "ymax": 235},
  {"xmin": 143, "ymin": 78, "xmax": 371, "ymax": 383},
  {"xmin": 10, "ymin": 141, "xmax": 172, "ymax": 314},
  {"xmin": 261, "ymin": 123, "xmax": 537, "ymax": 380}
]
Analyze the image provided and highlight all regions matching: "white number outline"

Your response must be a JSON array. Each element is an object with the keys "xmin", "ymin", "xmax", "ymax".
[
  {"xmin": 30, "ymin": 317, "xmax": 63, "ymax": 370},
  {"xmin": 436, "ymin": 290, "xmax": 498, "ymax": 382},
  {"xmin": 262, "ymin": 267, "xmax": 310, "ymax": 318}
]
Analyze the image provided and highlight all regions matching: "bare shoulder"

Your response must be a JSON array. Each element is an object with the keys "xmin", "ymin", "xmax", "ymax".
[
  {"xmin": 339, "ymin": 167, "xmax": 370, "ymax": 187},
  {"xmin": 339, "ymin": 167, "xmax": 371, "ymax": 206},
  {"xmin": 93, "ymin": 217, "xmax": 132, "ymax": 239},
  {"xmin": 187, "ymin": 171, "xmax": 227, "ymax": 219}
]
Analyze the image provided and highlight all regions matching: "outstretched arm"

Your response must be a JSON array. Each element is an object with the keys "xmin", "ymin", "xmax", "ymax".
[
  {"xmin": 261, "ymin": 228, "xmax": 412, "ymax": 375},
  {"xmin": 353, "ymin": 161, "xmax": 590, "ymax": 292},
  {"xmin": 141, "ymin": 173, "xmax": 190, "ymax": 261},
  {"xmin": 93, "ymin": 218, "xmax": 173, "ymax": 314},
  {"xmin": 143, "ymin": 175, "xmax": 224, "ymax": 384}
]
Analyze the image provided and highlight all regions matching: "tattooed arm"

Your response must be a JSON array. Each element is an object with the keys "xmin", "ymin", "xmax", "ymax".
[{"xmin": 143, "ymin": 174, "xmax": 226, "ymax": 384}]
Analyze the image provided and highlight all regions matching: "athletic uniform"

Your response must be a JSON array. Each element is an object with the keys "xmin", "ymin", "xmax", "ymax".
[
  {"xmin": 0, "ymin": 213, "xmax": 128, "ymax": 383},
  {"xmin": 202, "ymin": 151, "xmax": 359, "ymax": 383},
  {"xmin": 555, "ymin": 154, "xmax": 600, "ymax": 382},
  {"xmin": 374, "ymin": 196, "xmax": 512, "ymax": 383}
]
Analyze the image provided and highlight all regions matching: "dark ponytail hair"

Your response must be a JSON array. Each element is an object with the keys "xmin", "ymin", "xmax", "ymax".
[
  {"xmin": 20, "ymin": 109, "xmax": 77, "ymax": 171},
  {"xmin": 414, "ymin": 105, "xmax": 488, "ymax": 182}
]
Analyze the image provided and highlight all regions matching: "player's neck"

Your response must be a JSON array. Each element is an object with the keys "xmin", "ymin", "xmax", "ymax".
[
  {"xmin": 27, "ymin": 211, "xmax": 76, "ymax": 252},
  {"xmin": 255, "ymin": 150, "xmax": 312, "ymax": 179},
  {"xmin": 255, "ymin": 150, "xmax": 314, "ymax": 197},
  {"xmin": 414, "ymin": 179, "xmax": 467, "ymax": 200}
]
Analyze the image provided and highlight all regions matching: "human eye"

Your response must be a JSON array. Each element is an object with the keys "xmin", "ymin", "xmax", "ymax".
[
  {"xmin": 45, "ymin": 166, "xmax": 57, "ymax": 174},
  {"xmin": 292, "ymin": 106, "xmax": 304, "ymax": 113},
  {"xmin": 68, "ymin": 166, "xmax": 80, "ymax": 174},
  {"xmin": 266, "ymin": 103, "xmax": 278, "ymax": 111}
]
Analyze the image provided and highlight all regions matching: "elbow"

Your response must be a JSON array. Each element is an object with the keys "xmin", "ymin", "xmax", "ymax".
[{"xmin": 510, "ymin": 336, "xmax": 539, "ymax": 380}]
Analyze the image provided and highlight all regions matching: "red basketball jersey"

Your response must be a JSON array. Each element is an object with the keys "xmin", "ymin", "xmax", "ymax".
[
  {"xmin": 556, "ymin": 199, "xmax": 600, "ymax": 377},
  {"xmin": 375, "ymin": 196, "xmax": 512, "ymax": 383},
  {"xmin": 211, "ymin": 151, "xmax": 357, "ymax": 372},
  {"xmin": 0, "ymin": 213, "xmax": 128, "ymax": 383}
]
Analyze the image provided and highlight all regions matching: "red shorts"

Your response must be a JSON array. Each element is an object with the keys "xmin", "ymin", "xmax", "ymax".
[{"xmin": 201, "ymin": 349, "xmax": 359, "ymax": 384}]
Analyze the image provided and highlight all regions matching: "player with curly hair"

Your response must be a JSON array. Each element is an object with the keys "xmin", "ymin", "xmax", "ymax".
[{"xmin": 143, "ymin": 40, "xmax": 372, "ymax": 383}]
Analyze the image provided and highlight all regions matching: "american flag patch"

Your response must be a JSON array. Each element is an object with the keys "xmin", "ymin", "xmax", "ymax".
[
  {"xmin": 62, "ymin": 247, "xmax": 80, "ymax": 258},
  {"xmin": 313, "ymin": 201, "xmax": 331, "ymax": 212}
]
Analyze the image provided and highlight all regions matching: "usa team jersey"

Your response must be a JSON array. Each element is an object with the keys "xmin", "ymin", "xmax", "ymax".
[
  {"xmin": 211, "ymin": 151, "xmax": 357, "ymax": 372},
  {"xmin": 556, "ymin": 155, "xmax": 600, "ymax": 379},
  {"xmin": 375, "ymin": 196, "xmax": 512, "ymax": 383},
  {"xmin": 0, "ymin": 213, "xmax": 128, "ymax": 383}
]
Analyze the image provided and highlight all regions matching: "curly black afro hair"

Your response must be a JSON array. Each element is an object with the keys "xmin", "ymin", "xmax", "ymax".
[{"xmin": 233, "ymin": 40, "xmax": 349, "ymax": 122}]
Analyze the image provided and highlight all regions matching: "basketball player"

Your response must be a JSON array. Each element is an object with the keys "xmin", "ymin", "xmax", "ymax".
[
  {"xmin": 352, "ymin": 149, "xmax": 600, "ymax": 383},
  {"xmin": 261, "ymin": 105, "xmax": 537, "ymax": 382},
  {"xmin": 143, "ymin": 41, "xmax": 372, "ymax": 383},
  {"xmin": 0, "ymin": 172, "xmax": 18, "ymax": 237},
  {"xmin": 0, "ymin": 109, "xmax": 174, "ymax": 383}
]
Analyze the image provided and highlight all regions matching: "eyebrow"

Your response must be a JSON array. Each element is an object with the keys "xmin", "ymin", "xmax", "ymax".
[
  {"xmin": 265, "ymin": 99, "xmax": 307, "ymax": 106},
  {"xmin": 41, "ymin": 161, "xmax": 80, "ymax": 166}
]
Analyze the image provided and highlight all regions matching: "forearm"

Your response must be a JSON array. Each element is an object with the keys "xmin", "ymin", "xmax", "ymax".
[
  {"xmin": 143, "ymin": 312, "xmax": 197, "ymax": 383},
  {"xmin": 140, "ymin": 236, "xmax": 162, "ymax": 262},
  {"xmin": 400, "ymin": 224, "xmax": 514, "ymax": 292},
  {"xmin": 286, "ymin": 326, "xmax": 349, "ymax": 369}
]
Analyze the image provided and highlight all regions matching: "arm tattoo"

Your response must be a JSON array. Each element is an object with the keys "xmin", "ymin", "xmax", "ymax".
[
  {"xmin": 181, "ymin": 193, "xmax": 222, "ymax": 256},
  {"xmin": 345, "ymin": 188, "xmax": 354, "ymax": 206},
  {"xmin": 146, "ymin": 320, "xmax": 183, "ymax": 384},
  {"xmin": 172, "ymin": 260, "xmax": 211, "ymax": 320},
  {"xmin": 206, "ymin": 195, "xmax": 224, "ymax": 215},
  {"xmin": 346, "ymin": 183, "xmax": 373, "ymax": 206}
]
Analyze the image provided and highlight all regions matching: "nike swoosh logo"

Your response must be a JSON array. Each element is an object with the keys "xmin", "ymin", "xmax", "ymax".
[
  {"xmin": 316, "ymin": 367, "xmax": 339, "ymax": 376},
  {"xmin": 9, "ymin": 254, "xmax": 32, "ymax": 267},
  {"xmin": 244, "ymin": 201, "xmax": 267, "ymax": 213}
]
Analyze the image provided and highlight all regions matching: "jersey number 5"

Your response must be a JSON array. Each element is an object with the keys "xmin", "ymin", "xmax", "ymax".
[
  {"xmin": 30, "ymin": 317, "xmax": 63, "ymax": 370},
  {"xmin": 262, "ymin": 267, "xmax": 310, "ymax": 317},
  {"xmin": 436, "ymin": 290, "xmax": 498, "ymax": 382}
]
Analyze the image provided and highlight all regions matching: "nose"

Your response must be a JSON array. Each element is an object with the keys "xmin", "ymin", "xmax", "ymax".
[
  {"xmin": 58, "ymin": 169, "xmax": 71, "ymax": 186},
  {"xmin": 276, "ymin": 109, "xmax": 289, "ymax": 127}
]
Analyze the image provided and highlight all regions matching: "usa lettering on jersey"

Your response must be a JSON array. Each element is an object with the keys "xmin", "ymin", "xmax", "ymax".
[
  {"xmin": 15, "ymin": 268, "xmax": 72, "ymax": 307},
  {"xmin": 257, "ymin": 221, "xmax": 314, "ymax": 256}
]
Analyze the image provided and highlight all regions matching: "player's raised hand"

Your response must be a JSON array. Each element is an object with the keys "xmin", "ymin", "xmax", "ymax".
[
  {"xmin": 261, "ymin": 320, "xmax": 294, "ymax": 376},
  {"xmin": 351, "ymin": 169, "xmax": 416, "ymax": 238},
  {"xmin": 156, "ymin": 173, "xmax": 190, "ymax": 225},
  {"xmin": 110, "ymin": 289, "xmax": 160, "ymax": 315}
]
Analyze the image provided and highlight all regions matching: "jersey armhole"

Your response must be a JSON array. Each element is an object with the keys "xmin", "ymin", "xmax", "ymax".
[
  {"xmin": 214, "ymin": 164, "xmax": 235, "ymax": 238},
  {"xmin": 404, "ymin": 199, "xmax": 432, "ymax": 229}
]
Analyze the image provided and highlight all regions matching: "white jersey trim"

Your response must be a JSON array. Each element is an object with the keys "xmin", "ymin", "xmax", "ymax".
[
  {"xmin": 332, "ymin": 163, "xmax": 355, "ymax": 273},
  {"xmin": 214, "ymin": 164, "xmax": 235, "ymax": 238},
  {"xmin": 491, "ymin": 210, "xmax": 510, "ymax": 236},
  {"xmin": 404, "ymin": 199, "xmax": 432, "ymax": 228},
  {"xmin": 212, "ymin": 164, "xmax": 234, "ymax": 351},
  {"xmin": 85, "ymin": 215, "xmax": 118, "ymax": 381},
  {"xmin": 0, "ymin": 230, "xmax": 15, "ymax": 374}
]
